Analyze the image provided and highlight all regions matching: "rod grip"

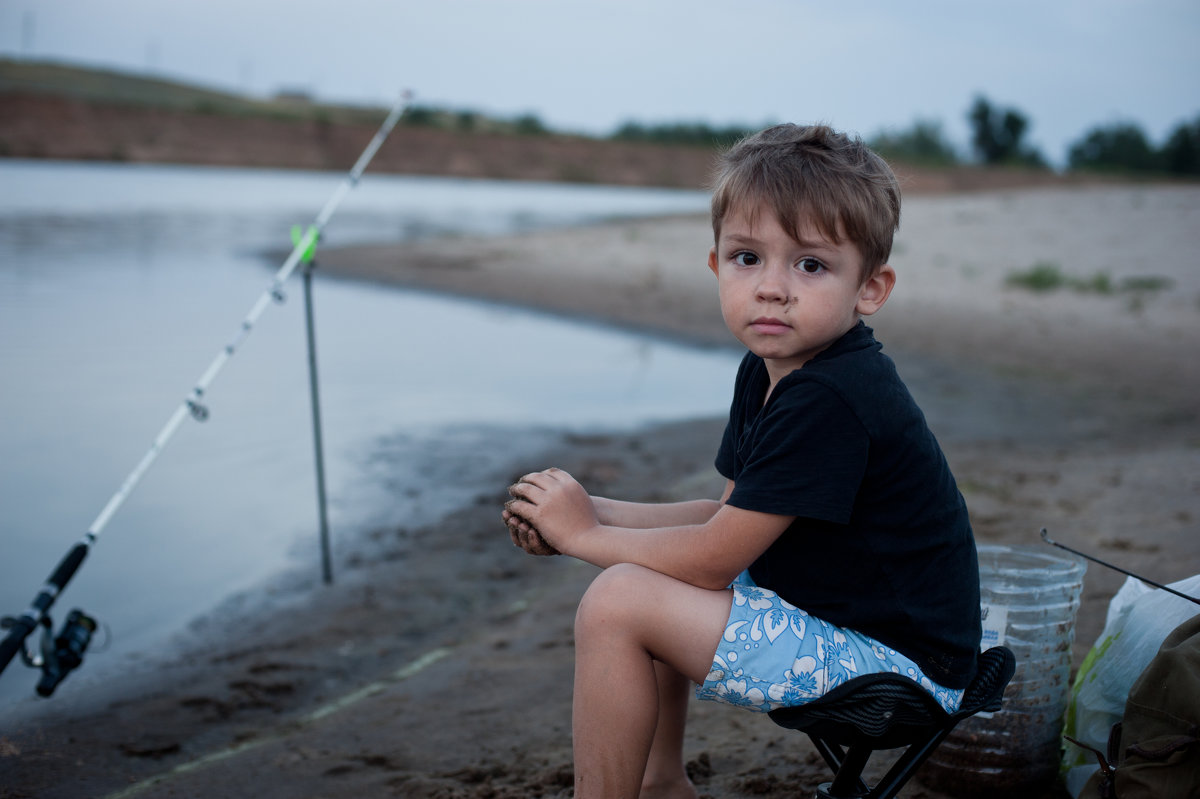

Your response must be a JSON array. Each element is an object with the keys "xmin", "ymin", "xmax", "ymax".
[{"xmin": 46, "ymin": 543, "xmax": 89, "ymax": 595}]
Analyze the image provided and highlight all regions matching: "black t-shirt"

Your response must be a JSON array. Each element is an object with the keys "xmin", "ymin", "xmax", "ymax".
[{"xmin": 715, "ymin": 322, "xmax": 981, "ymax": 688}]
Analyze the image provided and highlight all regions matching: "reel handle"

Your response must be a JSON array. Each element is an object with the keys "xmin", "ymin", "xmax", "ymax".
[{"xmin": 0, "ymin": 617, "xmax": 36, "ymax": 674}]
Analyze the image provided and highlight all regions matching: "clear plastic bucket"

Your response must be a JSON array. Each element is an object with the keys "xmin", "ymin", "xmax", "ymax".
[{"xmin": 919, "ymin": 543, "xmax": 1086, "ymax": 795}]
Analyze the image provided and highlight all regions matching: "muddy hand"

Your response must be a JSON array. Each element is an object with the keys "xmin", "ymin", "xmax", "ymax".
[
  {"xmin": 503, "ymin": 496, "xmax": 559, "ymax": 556},
  {"xmin": 505, "ymin": 468, "xmax": 597, "ymax": 555}
]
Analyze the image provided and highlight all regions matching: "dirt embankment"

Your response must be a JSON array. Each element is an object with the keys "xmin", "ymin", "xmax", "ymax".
[{"xmin": 1, "ymin": 93, "xmax": 714, "ymax": 186}]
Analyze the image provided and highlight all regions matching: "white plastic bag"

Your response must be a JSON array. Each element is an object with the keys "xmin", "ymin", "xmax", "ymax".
[{"xmin": 1062, "ymin": 573, "xmax": 1200, "ymax": 794}]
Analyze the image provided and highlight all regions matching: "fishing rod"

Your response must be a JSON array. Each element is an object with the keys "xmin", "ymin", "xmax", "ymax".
[
  {"xmin": 0, "ymin": 92, "xmax": 412, "ymax": 695},
  {"xmin": 1040, "ymin": 528, "xmax": 1200, "ymax": 606}
]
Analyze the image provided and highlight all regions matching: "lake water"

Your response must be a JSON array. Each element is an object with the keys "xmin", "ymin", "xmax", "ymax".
[{"xmin": 0, "ymin": 160, "xmax": 741, "ymax": 709}]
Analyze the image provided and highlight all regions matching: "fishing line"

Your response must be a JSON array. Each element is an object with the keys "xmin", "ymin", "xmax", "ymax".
[
  {"xmin": 1040, "ymin": 527, "xmax": 1200, "ymax": 606},
  {"xmin": 0, "ymin": 92, "xmax": 412, "ymax": 689}
]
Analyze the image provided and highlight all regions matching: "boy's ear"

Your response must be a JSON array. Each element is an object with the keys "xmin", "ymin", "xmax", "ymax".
[
  {"xmin": 855, "ymin": 264, "xmax": 896, "ymax": 316},
  {"xmin": 707, "ymin": 246, "xmax": 719, "ymax": 277}
]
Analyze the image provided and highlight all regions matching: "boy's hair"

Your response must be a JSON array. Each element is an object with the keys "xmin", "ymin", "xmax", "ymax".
[{"xmin": 710, "ymin": 124, "xmax": 901, "ymax": 279}]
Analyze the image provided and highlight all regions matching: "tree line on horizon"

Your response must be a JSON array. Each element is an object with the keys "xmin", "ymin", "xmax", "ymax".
[
  {"xmin": 869, "ymin": 96, "xmax": 1199, "ymax": 176},
  {"xmin": 608, "ymin": 95, "xmax": 1200, "ymax": 177},
  {"xmin": 402, "ymin": 94, "xmax": 1199, "ymax": 178}
]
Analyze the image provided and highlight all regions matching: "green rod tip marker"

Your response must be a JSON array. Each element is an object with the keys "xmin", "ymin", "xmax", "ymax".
[{"xmin": 291, "ymin": 224, "xmax": 319, "ymax": 263}]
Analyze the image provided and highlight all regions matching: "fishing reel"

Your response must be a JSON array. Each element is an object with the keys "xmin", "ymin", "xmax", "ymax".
[{"xmin": 1, "ymin": 608, "xmax": 98, "ymax": 697}]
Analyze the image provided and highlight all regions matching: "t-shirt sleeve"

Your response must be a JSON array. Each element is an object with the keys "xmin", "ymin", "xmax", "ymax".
[{"xmin": 724, "ymin": 382, "xmax": 868, "ymax": 524}]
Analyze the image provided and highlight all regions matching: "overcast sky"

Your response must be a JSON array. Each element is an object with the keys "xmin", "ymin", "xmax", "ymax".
[{"xmin": 3, "ymin": 0, "xmax": 1198, "ymax": 166}]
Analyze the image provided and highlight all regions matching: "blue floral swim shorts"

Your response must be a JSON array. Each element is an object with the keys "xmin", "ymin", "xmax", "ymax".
[{"xmin": 695, "ymin": 571, "xmax": 964, "ymax": 714}]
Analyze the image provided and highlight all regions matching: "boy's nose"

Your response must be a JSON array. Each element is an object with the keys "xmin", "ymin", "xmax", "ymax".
[{"xmin": 755, "ymin": 265, "xmax": 789, "ymax": 303}]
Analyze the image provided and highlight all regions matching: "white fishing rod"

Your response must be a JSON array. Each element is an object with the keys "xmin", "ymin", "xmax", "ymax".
[{"xmin": 0, "ymin": 91, "xmax": 412, "ymax": 693}]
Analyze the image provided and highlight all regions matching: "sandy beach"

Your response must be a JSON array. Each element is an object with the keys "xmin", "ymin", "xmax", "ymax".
[{"xmin": 2, "ymin": 183, "xmax": 1198, "ymax": 798}]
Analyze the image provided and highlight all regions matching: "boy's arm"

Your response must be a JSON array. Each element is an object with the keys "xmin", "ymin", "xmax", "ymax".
[
  {"xmin": 503, "ymin": 478, "xmax": 731, "ymax": 555},
  {"xmin": 508, "ymin": 469, "xmax": 789, "ymax": 590},
  {"xmin": 590, "ymin": 491, "xmax": 727, "ymax": 529}
]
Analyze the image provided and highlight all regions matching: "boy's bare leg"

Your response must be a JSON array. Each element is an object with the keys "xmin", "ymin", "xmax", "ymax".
[
  {"xmin": 572, "ymin": 563, "xmax": 730, "ymax": 799},
  {"xmin": 640, "ymin": 662, "xmax": 698, "ymax": 799}
]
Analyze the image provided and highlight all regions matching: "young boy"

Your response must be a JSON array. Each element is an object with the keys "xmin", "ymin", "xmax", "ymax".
[{"xmin": 503, "ymin": 123, "xmax": 981, "ymax": 799}]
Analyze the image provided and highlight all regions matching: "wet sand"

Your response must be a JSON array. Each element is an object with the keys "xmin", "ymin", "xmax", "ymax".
[{"xmin": 2, "ymin": 184, "xmax": 1198, "ymax": 799}]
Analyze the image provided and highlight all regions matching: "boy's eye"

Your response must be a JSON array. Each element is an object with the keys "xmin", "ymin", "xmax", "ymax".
[
  {"xmin": 733, "ymin": 252, "xmax": 760, "ymax": 266},
  {"xmin": 796, "ymin": 257, "xmax": 825, "ymax": 274}
]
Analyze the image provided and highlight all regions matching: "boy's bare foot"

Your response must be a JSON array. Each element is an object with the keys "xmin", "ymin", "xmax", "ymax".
[{"xmin": 639, "ymin": 776, "xmax": 698, "ymax": 799}]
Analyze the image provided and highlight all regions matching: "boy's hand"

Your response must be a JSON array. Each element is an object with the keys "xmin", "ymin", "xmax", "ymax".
[
  {"xmin": 505, "ymin": 468, "xmax": 599, "ymax": 556},
  {"xmin": 503, "ymin": 502, "xmax": 559, "ymax": 556}
]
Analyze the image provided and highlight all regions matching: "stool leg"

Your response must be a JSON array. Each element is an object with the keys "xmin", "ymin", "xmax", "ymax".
[
  {"xmin": 809, "ymin": 736, "xmax": 870, "ymax": 798},
  {"xmin": 827, "ymin": 744, "xmax": 871, "ymax": 798},
  {"xmin": 866, "ymin": 727, "xmax": 955, "ymax": 799}
]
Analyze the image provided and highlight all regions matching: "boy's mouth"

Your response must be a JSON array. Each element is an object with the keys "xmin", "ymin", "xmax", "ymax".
[{"xmin": 750, "ymin": 316, "xmax": 792, "ymax": 334}]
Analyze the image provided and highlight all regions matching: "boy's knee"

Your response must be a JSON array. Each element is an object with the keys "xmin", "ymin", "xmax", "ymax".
[{"xmin": 575, "ymin": 563, "xmax": 653, "ymax": 637}]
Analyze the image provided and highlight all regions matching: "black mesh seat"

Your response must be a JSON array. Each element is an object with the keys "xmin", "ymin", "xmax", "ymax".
[{"xmin": 768, "ymin": 646, "xmax": 1016, "ymax": 799}]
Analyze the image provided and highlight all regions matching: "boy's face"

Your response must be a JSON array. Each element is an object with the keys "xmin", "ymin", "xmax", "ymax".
[{"xmin": 708, "ymin": 202, "xmax": 895, "ymax": 385}]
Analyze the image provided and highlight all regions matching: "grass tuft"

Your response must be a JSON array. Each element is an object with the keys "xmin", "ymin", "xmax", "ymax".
[{"xmin": 1006, "ymin": 262, "xmax": 1173, "ymax": 296}]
